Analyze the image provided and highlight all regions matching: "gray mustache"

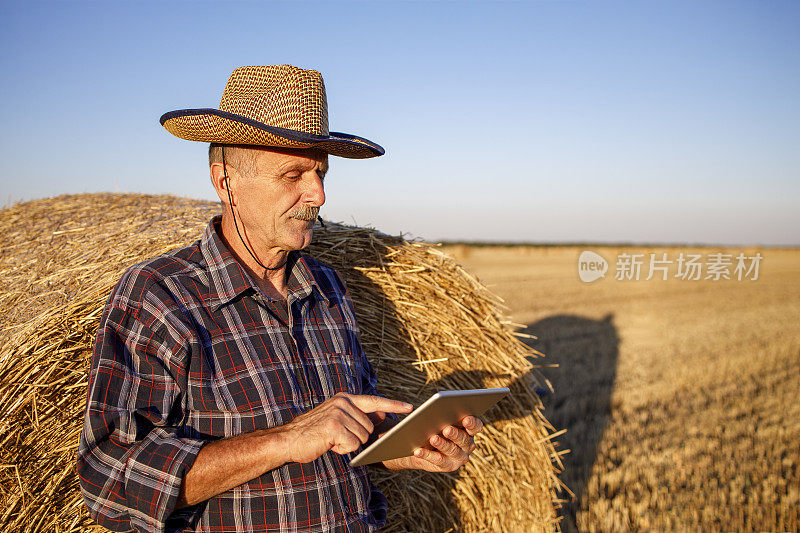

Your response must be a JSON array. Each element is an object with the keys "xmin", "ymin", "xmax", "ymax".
[{"xmin": 290, "ymin": 205, "xmax": 320, "ymax": 221}]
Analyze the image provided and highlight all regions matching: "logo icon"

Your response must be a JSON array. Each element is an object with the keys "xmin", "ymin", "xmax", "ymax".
[{"xmin": 578, "ymin": 250, "xmax": 608, "ymax": 283}]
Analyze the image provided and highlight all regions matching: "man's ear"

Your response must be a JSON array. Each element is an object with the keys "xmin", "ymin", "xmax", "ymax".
[{"xmin": 210, "ymin": 161, "xmax": 236, "ymax": 207}]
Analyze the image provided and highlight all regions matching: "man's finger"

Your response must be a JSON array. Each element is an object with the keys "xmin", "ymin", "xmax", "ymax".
[
  {"xmin": 414, "ymin": 447, "xmax": 445, "ymax": 467},
  {"xmin": 331, "ymin": 428, "xmax": 365, "ymax": 455},
  {"xmin": 461, "ymin": 416, "xmax": 484, "ymax": 436},
  {"xmin": 350, "ymin": 395, "xmax": 413, "ymax": 415},
  {"xmin": 442, "ymin": 425, "xmax": 473, "ymax": 452},
  {"xmin": 338, "ymin": 410, "xmax": 373, "ymax": 444},
  {"xmin": 332, "ymin": 397, "xmax": 374, "ymax": 435},
  {"xmin": 429, "ymin": 434, "xmax": 466, "ymax": 462}
]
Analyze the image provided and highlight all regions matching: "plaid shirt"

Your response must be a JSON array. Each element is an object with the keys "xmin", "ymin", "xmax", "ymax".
[{"xmin": 77, "ymin": 216, "xmax": 389, "ymax": 532}]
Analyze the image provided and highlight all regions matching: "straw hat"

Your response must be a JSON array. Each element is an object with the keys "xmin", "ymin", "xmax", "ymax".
[{"xmin": 159, "ymin": 65, "xmax": 384, "ymax": 159}]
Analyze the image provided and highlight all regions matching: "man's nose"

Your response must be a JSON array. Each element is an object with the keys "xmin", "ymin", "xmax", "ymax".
[{"xmin": 304, "ymin": 174, "xmax": 326, "ymax": 206}]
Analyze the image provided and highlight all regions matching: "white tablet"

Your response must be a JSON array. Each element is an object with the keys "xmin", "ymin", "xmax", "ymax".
[{"xmin": 349, "ymin": 388, "xmax": 509, "ymax": 467}]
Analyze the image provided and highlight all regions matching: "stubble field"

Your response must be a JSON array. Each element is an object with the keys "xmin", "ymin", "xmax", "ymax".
[{"xmin": 441, "ymin": 244, "xmax": 800, "ymax": 532}]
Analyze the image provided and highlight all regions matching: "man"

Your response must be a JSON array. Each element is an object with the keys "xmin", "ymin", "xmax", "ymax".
[{"xmin": 77, "ymin": 65, "xmax": 483, "ymax": 532}]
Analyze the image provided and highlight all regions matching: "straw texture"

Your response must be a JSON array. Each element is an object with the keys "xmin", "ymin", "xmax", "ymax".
[{"xmin": 0, "ymin": 194, "xmax": 564, "ymax": 532}]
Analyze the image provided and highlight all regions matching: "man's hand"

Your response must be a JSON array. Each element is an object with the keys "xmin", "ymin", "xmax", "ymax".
[
  {"xmin": 177, "ymin": 393, "xmax": 410, "ymax": 509},
  {"xmin": 280, "ymin": 392, "xmax": 413, "ymax": 464},
  {"xmin": 382, "ymin": 415, "xmax": 484, "ymax": 472}
]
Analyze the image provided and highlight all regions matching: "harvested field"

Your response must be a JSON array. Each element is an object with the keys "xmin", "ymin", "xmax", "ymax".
[
  {"xmin": 0, "ymin": 194, "xmax": 562, "ymax": 532},
  {"xmin": 443, "ymin": 244, "xmax": 800, "ymax": 532}
]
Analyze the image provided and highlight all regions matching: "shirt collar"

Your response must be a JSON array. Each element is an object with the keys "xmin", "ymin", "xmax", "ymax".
[{"xmin": 199, "ymin": 215, "xmax": 331, "ymax": 309}]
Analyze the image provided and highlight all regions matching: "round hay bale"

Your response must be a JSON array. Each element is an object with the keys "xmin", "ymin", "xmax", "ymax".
[{"xmin": 0, "ymin": 193, "xmax": 564, "ymax": 532}]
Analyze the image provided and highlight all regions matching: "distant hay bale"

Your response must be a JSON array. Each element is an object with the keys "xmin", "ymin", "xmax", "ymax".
[{"xmin": 0, "ymin": 193, "xmax": 564, "ymax": 532}]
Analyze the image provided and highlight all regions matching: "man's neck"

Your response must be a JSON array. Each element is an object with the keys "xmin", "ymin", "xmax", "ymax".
[{"xmin": 216, "ymin": 215, "xmax": 289, "ymax": 301}]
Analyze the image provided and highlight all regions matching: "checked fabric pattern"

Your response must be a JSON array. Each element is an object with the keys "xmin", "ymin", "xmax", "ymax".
[{"xmin": 77, "ymin": 216, "xmax": 390, "ymax": 532}]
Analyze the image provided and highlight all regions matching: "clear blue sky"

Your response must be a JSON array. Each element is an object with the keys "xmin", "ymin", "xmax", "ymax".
[{"xmin": 1, "ymin": 1, "xmax": 798, "ymax": 245}]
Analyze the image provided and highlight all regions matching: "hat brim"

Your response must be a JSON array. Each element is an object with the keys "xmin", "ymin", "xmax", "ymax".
[{"xmin": 160, "ymin": 108, "xmax": 384, "ymax": 159}]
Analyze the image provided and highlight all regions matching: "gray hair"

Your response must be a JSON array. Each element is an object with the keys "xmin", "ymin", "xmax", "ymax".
[{"xmin": 208, "ymin": 143, "xmax": 256, "ymax": 176}]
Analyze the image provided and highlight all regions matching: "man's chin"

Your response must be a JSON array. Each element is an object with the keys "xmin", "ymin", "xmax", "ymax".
[{"xmin": 287, "ymin": 228, "xmax": 314, "ymax": 251}]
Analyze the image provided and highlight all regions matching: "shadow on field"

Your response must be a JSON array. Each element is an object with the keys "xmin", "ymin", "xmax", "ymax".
[{"xmin": 521, "ymin": 314, "xmax": 620, "ymax": 533}]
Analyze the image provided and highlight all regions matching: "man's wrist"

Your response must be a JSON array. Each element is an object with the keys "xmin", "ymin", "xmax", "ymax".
[{"xmin": 260, "ymin": 425, "xmax": 295, "ymax": 465}]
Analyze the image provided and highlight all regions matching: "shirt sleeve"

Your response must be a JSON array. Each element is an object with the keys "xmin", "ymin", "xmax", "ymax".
[{"xmin": 77, "ymin": 274, "xmax": 206, "ymax": 532}]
